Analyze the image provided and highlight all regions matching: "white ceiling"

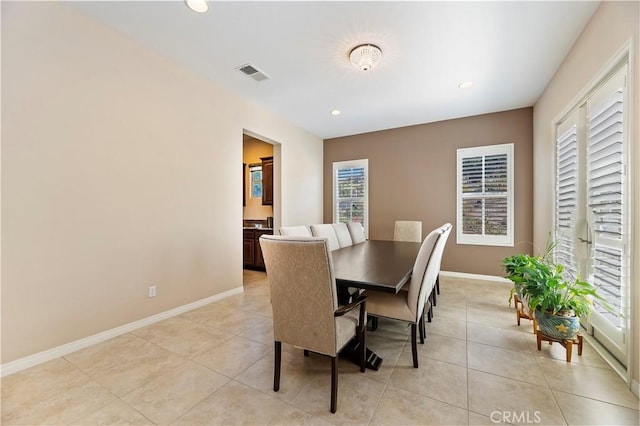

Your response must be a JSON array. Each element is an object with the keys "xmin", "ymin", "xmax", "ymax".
[{"xmin": 68, "ymin": 1, "xmax": 600, "ymax": 139}]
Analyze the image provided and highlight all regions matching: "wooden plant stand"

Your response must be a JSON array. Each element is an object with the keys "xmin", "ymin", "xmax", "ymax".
[
  {"xmin": 536, "ymin": 330, "xmax": 583, "ymax": 362},
  {"xmin": 513, "ymin": 294, "xmax": 537, "ymax": 334}
]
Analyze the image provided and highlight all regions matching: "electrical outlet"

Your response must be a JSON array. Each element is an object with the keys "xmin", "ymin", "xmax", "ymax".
[{"xmin": 148, "ymin": 286, "xmax": 156, "ymax": 298}]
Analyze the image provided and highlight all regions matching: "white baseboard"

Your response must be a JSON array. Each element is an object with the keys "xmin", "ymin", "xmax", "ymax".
[
  {"xmin": 440, "ymin": 270, "xmax": 511, "ymax": 284},
  {"xmin": 632, "ymin": 379, "xmax": 639, "ymax": 398},
  {"xmin": 0, "ymin": 286, "xmax": 244, "ymax": 378}
]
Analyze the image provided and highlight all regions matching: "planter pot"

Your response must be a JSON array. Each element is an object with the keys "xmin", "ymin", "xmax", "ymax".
[{"xmin": 535, "ymin": 309, "xmax": 580, "ymax": 340}]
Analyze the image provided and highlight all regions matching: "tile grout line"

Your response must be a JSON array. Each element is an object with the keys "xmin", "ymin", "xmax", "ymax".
[{"xmin": 58, "ymin": 357, "xmax": 157, "ymax": 426}]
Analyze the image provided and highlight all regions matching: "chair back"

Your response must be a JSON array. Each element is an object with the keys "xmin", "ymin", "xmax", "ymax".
[
  {"xmin": 432, "ymin": 223, "xmax": 452, "ymax": 278},
  {"xmin": 279, "ymin": 226, "xmax": 311, "ymax": 236},
  {"xmin": 347, "ymin": 222, "xmax": 366, "ymax": 244},
  {"xmin": 260, "ymin": 235, "xmax": 340, "ymax": 356},
  {"xmin": 394, "ymin": 220, "xmax": 422, "ymax": 243},
  {"xmin": 406, "ymin": 227, "xmax": 442, "ymax": 320},
  {"xmin": 332, "ymin": 223, "xmax": 353, "ymax": 248},
  {"xmin": 416, "ymin": 224, "xmax": 450, "ymax": 313},
  {"xmin": 310, "ymin": 224, "xmax": 340, "ymax": 251}
]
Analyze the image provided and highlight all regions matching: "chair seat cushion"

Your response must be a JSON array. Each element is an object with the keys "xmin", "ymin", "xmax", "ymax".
[
  {"xmin": 335, "ymin": 312, "xmax": 359, "ymax": 352},
  {"xmin": 364, "ymin": 290, "xmax": 414, "ymax": 323}
]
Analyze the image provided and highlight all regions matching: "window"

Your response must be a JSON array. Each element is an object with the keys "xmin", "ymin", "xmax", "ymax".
[
  {"xmin": 333, "ymin": 159, "xmax": 368, "ymax": 237},
  {"xmin": 456, "ymin": 143, "xmax": 514, "ymax": 246},
  {"xmin": 249, "ymin": 164, "xmax": 262, "ymax": 198}
]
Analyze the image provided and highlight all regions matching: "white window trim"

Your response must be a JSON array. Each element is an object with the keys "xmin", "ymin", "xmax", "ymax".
[
  {"xmin": 332, "ymin": 159, "xmax": 369, "ymax": 239},
  {"xmin": 456, "ymin": 143, "xmax": 514, "ymax": 246}
]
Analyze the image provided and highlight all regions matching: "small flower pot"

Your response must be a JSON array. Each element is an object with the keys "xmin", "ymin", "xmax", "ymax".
[{"xmin": 535, "ymin": 309, "xmax": 580, "ymax": 340}]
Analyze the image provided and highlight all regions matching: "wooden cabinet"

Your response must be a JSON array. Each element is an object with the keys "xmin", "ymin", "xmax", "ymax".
[
  {"xmin": 243, "ymin": 229, "xmax": 254, "ymax": 265},
  {"xmin": 243, "ymin": 228, "xmax": 272, "ymax": 270},
  {"xmin": 261, "ymin": 156, "xmax": 273, "ymax": 205},
  {"xmin": 243, "ymin": 163, "xmax": 246, "ymax": 206}
]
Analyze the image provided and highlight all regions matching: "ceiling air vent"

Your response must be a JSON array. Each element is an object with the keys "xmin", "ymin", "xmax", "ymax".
[{"xmin": 236, "ymin": 63, "xmax": 271, "ymax": 82}]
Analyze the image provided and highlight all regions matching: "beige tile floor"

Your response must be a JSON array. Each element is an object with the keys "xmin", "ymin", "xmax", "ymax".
[{"xmin": 2, "ymin": 271, "xmax": 638, "ymax": 425}]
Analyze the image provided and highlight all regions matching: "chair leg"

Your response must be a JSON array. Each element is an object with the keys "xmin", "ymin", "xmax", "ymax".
[
  {"xmin": 419, "ymin": 312, "xmax": 425, "ymax": 344},
  {"xmin": 432, "ymin": 289, "xmax": 437, "ymax": 307},
  {"xmin": 330, "ymin": 356, "xmax": 338, "ymax": 413},
  {"xmin": 304, "ymin": 349, "xmax": 310, "ymax": 357},
  {"xmin": 436, "ymin": 275, "xmax": 440, "ymax": 295},
  {"xmin": 411, "ymin": 324, "xmax": 419, "ymax": 368},
  {"xmin": 274, "ymin": 341, "xmax": 281, "ymax": 392}
]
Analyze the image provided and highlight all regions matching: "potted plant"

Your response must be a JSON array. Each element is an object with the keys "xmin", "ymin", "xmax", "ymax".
[
  {"xmin": 502, "ymin": 242, "xmax": 613, "ymax": 340},
  {"xmin": 526, "ymin": 266, "xmax": 596, "ymax": 340},
  {"xmin": 503, "ymin": 239, "xmax": 556, "ymax": 300},
  {"xmin": 502, "ymin": 253, "xmax": 553, "ymax": 307}
]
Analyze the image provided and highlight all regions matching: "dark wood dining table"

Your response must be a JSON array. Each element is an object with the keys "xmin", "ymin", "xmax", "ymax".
[
  {"xmin": 332, "ymin": 240, "xmax": 422, "ymax": 294},
  {"xmin": 331, "ymin": 240, "xmax": 422, "ymax": 370}
]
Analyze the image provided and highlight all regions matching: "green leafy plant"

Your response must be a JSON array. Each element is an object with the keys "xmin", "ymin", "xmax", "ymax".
[
  {"xmin": 502, "ymin": 238, "xmax": 614, "ymax": 319},
  {"xmin": 502, "ymin": 239, "xmax": 555, "ymax": 306},
  {"xmin": 523, "ymin": 264, "xmax": 609, "ymax": 318}
]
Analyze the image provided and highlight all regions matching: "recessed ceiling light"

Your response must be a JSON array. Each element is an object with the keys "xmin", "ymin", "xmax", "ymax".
[
  {"xmin": 330, "ymin": 109, "xmax": 341, "ymax": 116},
  {"xmin": 185, "ymin": 0, "xmax": 208, "ymax": 13},
  {"xmin": 458, "ymin": 81, "xmax": 474, "ymax": 89}
]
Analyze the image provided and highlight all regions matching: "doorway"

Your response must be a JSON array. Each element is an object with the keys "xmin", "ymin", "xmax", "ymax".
[
  {"xmin": 553, "ymin": 59, "xmax": 631, "ymax": 375},
  {"xmin": 242, "ymin": 132, "xmax": 280, "ymax": 283}
]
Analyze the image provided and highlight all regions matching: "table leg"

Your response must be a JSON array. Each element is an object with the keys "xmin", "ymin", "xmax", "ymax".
[{"xmin": 339, "ymin": 337, "xmax": 383, "ymax": 371}]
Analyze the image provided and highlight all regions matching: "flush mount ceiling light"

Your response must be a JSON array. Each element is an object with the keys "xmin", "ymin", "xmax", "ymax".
[
  {"xmin": 458, "ymin": 81, "xmax": 474, "ymax": 89},
  {"xmin": 330, "ymin": 109, "xmax": 341, "ymax": 116},
  {"xmin": 349, "ymin": 44, "xmax": 382, "ymax": 71},
  {"xmin": 185, "ymin": 0, "xmax": 208, "ymax": 13}
]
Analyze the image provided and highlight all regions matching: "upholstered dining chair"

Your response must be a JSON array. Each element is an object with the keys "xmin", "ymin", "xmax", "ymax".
[
  {"xmin": 364, "ymin": 225, "xmax": 447, "ymax": 368},
  {"xmin": 259, "ymin": 235, "xmax": 367, "ymax": 413},
  {"xmin": 278, "ymin": 225, "xmax": 311, "ymax": 236},
  {"xmin": 393, "ymin": 220, "xmax": 422, "ymax": 243},
  {"xmin": 310, "ymin": 224, "xmax": 340, "ymax": 251},
  {"xmin": 332, "ymin": 222, "xmax": 353, "ymax": 248},
  {"xmin": 347, "ymin": 222, "xmax": 366, "ymax": 244},
  {"xmin": 425, "ymin": 223, "xmax": 452, "ymax": 322}
]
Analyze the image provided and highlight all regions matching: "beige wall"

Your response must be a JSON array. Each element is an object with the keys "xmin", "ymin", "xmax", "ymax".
[
  {"xmin": 243, "ymin": 136, "xmax": 274, "ymax": 221},
  {"xmin": 533, "ymin": 1, "xmax": 639, "ymax": 389},
  {"xmin": 1, "ymin": 2, "xmax": 323, "ymax": 363},
  {"xmin": 324, "ymin": 108, "xmax": 534, "ymax": 277}
]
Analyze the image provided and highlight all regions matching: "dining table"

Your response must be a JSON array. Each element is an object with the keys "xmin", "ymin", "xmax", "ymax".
[
  {"xmin": 332, "ymin": 239, "xmax": 422, "ymax": 294},
  {"xmin": 331, "ymin": 239, "xmax": 422, "ymax": 370}
]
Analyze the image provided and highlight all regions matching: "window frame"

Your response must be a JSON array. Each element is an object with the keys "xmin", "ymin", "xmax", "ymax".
[
  {"xmin": 456, "ymin": 143, "xmax": 514, "ymax": 246},
  {"xmin": 332, "ymin": 159, "xmax": 369, "ymax": 238},
  {"xmin": 249, "ymin": 164, "xmax": 262, "ymax": 199}
]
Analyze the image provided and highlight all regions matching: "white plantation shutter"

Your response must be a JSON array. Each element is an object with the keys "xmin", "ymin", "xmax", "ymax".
[
  {"xmin": 457, "ymin": 144, "xmax": 513, "ymax": 246},
  {"xmin": 586, "ymin": 67, "xmax": 627, "ymax": 326},
  {"xmin": 553, "ymin": 57, "xmax": 630, "ymax": 366},
  {"xmin": 333, "ymin": 159, "xmax": 368, "ymax": 236},
  {"xmin": 554, "ymin": 113, "xmax": 579, "ymax": 278}
]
